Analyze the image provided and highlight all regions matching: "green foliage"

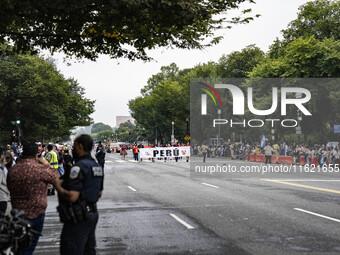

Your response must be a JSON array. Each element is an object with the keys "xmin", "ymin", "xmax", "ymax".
[
  {"xmin": 115, "ymin": 121, "xmax": 137, "ymax": 143},
  {"xmin": 129, "ymin": 77, "xmax": 189, "ymax": 144},
  {"xmin": 217, "ymin": 44, "xmax": 265, "ymax": 77},
  {"xmin": 0, "ymin": 53, "xmax": 94, "ymax": 142},
  {"xmin": 129, "ymin": 48, "xmax": 262, "ymax": 144},
  {"xmin": 268, "ymin": 0, "xmax": 340, "ymax": 58},
  {"xmin": 129, "ymin": 0, "xmax": 340, "ymax": 145},
  {"xmin": 282, "ymin": 0, "xmax": 340, "ymax": 42},
  {"xmin": 247, "ymin": 0, "xmax": 340, "ymax": 144},
  {"xmin": 96, "ymin": 130, "xmax": 114, "ymax": 143},
  {"xmin": 0, "ymin": 0, "xmax": 258, "ymax": 61},
  {"xmin": 250, "ymin": 36, "xmax": 340, "ymax": 78},
  {"xmin": 91, "ymin": 122, "xmax": 112, "ymax": 134}
]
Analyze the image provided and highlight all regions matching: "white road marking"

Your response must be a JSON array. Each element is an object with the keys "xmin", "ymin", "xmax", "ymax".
[
  {"xmin": 127, "ymin": 186, "xmax": 137, "ymax": 192},
  {"xmin": 202, "ymin": 182, "xmax": 219, "ymax": 189},
  {"xmin": 294, "ymin": 208, "xmax": 340, "ymax": 223},
  {"xmin": 105, "ymin": 160, "xmax": 112, "ymax": 163},
  {"xmin": 115, "ymin": 160, "xmax": 126, "ymax": 163},
  {"xmin": 169, "ymin": 213, "xmax": 195, "ymax": 229},
  {"xmin": 128, "ymin": 160, "xmax": 137, "ymax": 163}
]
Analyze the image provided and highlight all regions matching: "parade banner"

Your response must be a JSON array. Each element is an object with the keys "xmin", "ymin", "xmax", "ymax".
[{"xmin": 139, "ymin": 147, "xmax": 190, "ymax": 159}]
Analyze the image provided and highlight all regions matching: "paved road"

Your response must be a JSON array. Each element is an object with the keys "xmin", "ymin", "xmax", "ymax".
[{"xmin": 35, "ymin": 152, "xmax": 340, "ymax": 254}]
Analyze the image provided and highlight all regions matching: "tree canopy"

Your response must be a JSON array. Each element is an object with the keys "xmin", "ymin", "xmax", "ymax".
[
  {"xmin": 114, "ymin": 121, "xmax": 138, "ymax": 143},
  {"xmin": 250, "ymin": 36, "xmax": 340, "ymax": 78},
  {"xmin": 129, "ymin": 45, "xmax": 264, "ymax": 144},
  {"xmin": 0, "ymin": 54, "xmax": 94, "ymax": 142},
  {"xmin": 129, "ymin": 0, "xmax": 340, "ymax": 145},
  {"xmin": 95, "ymin": 130, "xmax": 114, "ymax": 143},
  {"xmin": 217, "ymin": 44, "xmax": 265, "ymax": 77},
  {"xmin": 91, "ymin": 122, "xmax": 112, "ymax": 134},
  {"xmin": 282, "ymin": 0, "xmax": 340, "ymax": 42},
  {"xmin": 0, "ymin": 0, "xmax": 258, "ymax": 61}
]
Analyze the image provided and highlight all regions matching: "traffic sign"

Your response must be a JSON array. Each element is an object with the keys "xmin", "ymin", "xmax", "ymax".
[{"xmin": 184, "ymin": 135, "xmax": 190, "ymax": 141}]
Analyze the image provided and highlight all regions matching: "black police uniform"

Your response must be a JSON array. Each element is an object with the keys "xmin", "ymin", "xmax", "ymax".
[
  {"xmin": 59, "ymin": 154, "xmax": 104, "ymax": 255},
  {"xmin": 95, "ymin": 147, "xmax": 105, "ymax": 170}
]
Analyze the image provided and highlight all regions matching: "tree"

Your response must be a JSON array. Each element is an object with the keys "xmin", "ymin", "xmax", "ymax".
[
  {"xmin": 91, "ymin": 122, "xmax": 112, "ymax": 134},
  {"xmin": 129, "ymin": 78, "xmax": 188, "ymax": 144},
  {"xmin": 96, "ymin": 130, "xmax": 114, "ymax": 143},
  {"xmin": 0, "ymin": 0, "xmax": 258, "ymax": 61},
  {"xmin": 129, "ymin": 46, "xmax": 266, "ymax": 144},
  {"xmin": 115, "ymin": 121, "xmax": 137, "ymax": 143},
  {"xmin": 0, "ymin": 53, "xmax": 94, "ymax": 142},
  {"xmin": 250, "ymin": 36, "xmax": 340, "ymax": 78},
  {"xmin": 282, "ymin": 0, "xmax": 340, "ymax": 42},
  {"xmin": 248, "ymin": 36, "xmax": 340, "ymax": 143},
  {"xmin": 216, "ymin": 44, "xmax": 265, "ymax": 77},
  {"xmin": 141, "ymin": 63, "xmax": 180, "ymax": 96},
  {"xmin": 268, "ymin": 0, "xmax": 340, "ymax": 58}
]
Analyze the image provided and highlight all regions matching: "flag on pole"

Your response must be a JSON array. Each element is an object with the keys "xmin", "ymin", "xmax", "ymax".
[
  {"xmin": 282, "ymin": 143, "xmax": 288, "ymax": 156},
  {"xmin": 260, "ymin": 134, "xmax": 266, "ymax": 148}
]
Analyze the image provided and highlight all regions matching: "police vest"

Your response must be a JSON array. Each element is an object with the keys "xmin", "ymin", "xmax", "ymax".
[{"xmin": 45, "ymin": 151, "xmax": 58, "ymax": 169}]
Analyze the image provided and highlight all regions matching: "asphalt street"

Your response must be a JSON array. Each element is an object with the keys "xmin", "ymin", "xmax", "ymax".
[{"xmin": 35, "ymin": 152, "xmax": 340, "ymax": 254}]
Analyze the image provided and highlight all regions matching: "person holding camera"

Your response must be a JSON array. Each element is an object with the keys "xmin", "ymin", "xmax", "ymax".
[
  {"xmin": 54, "ymin": 134, "xmax": 104, "ymax": 255},
  {"xmin": 7, "ymin": 141, "xmax": 59, "ymax": 255}
]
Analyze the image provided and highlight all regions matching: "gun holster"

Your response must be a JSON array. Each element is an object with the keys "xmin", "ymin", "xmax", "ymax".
[{"xmin": 57, "ymin": 200, "xmax": 89, "ymax": 224}]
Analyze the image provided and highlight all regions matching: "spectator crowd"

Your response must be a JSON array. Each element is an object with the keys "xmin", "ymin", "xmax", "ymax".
[{"xmin": 193, "ymin": 141, "xmax": 340, "ymax": 166}]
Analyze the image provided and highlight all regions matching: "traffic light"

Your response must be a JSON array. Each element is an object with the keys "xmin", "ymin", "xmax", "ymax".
[
  {"xmin": 16, "ymin": 112, "xmax": 21, "ymax": 125},
  {"xmin": 297, "ymin": 110, "xmax": 302, "ymax": 121}
]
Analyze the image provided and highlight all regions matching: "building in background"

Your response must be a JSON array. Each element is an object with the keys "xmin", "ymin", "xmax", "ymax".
[{"xmin": 116, "ymin": 116, "xmax": 135, "ymax": 127}]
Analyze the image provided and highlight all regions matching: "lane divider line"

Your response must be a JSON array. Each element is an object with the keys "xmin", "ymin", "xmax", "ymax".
[
  {"xmin": 115, "ymin": 160, "xmax": 127, "ymax": 163},
  {"xmin": 261, "ymin": 179, "xmax": 340, "ymax": 194},
  {"xmin": 127, "ymin": 186, "xmax": 137, "ymax": 192},
  {"xmin": 202, "ymin": 182, "xmax": 219, "ymax": 189},
  {"xmin": 169, "ymin": 213, "xmax": 195, "ymax": 229},
  {"xmin": 294, "ymin": 208, "xmax": 340, "ymax": 223}
]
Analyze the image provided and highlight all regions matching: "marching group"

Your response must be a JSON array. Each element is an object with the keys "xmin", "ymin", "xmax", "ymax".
[{"xmin": 102, "ymin": 141, "xmax": 190, "ymax": 162}]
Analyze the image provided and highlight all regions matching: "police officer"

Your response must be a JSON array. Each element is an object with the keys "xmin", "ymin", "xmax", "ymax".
[
  {"xmin": 95, "ymin": 144, "xmax": 105, "ymax": 170},
  {"xmin": 45, "ymin": 144, "xmax": 59, "ymax": 170},
  {"xmin": 54, "ymin": 134, "xmax": 104, "ymax": 255},
  {"xmin": 45, "ymin": 144, "xmax": 59, "ymax": 195}
]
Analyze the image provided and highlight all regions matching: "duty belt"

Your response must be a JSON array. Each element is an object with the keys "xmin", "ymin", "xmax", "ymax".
[{"xmin": 86, "ymin": 203, "xmax": 97, "ymax": 213}]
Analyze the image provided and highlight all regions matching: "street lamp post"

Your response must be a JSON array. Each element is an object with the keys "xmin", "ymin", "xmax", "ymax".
[
  {"xmin": 186, "ymin": 118, "xmax": 189, "ymax": 135},
  {"xmin": 155, "ymin": 126, "xmax": 158, "ymax": 145},
  {"xmin": 217, "ymin": 109, "xmax": 221, "ymax": 146},
  {"xmin": 16, "ymin": 99, "xmax": 22, "ymax": 144},
  {"xmin": 142, "ymin": 127, "xmax": 145, "ymax": 143},
  {"xmin": 171, "ymin": 121, "xmax": 175, "ymax": 145}
]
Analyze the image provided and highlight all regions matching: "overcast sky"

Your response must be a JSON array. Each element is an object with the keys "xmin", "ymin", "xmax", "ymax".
[{"xmin": 52, "ymin": 0, "xmax": 310, "ymax": 127}]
